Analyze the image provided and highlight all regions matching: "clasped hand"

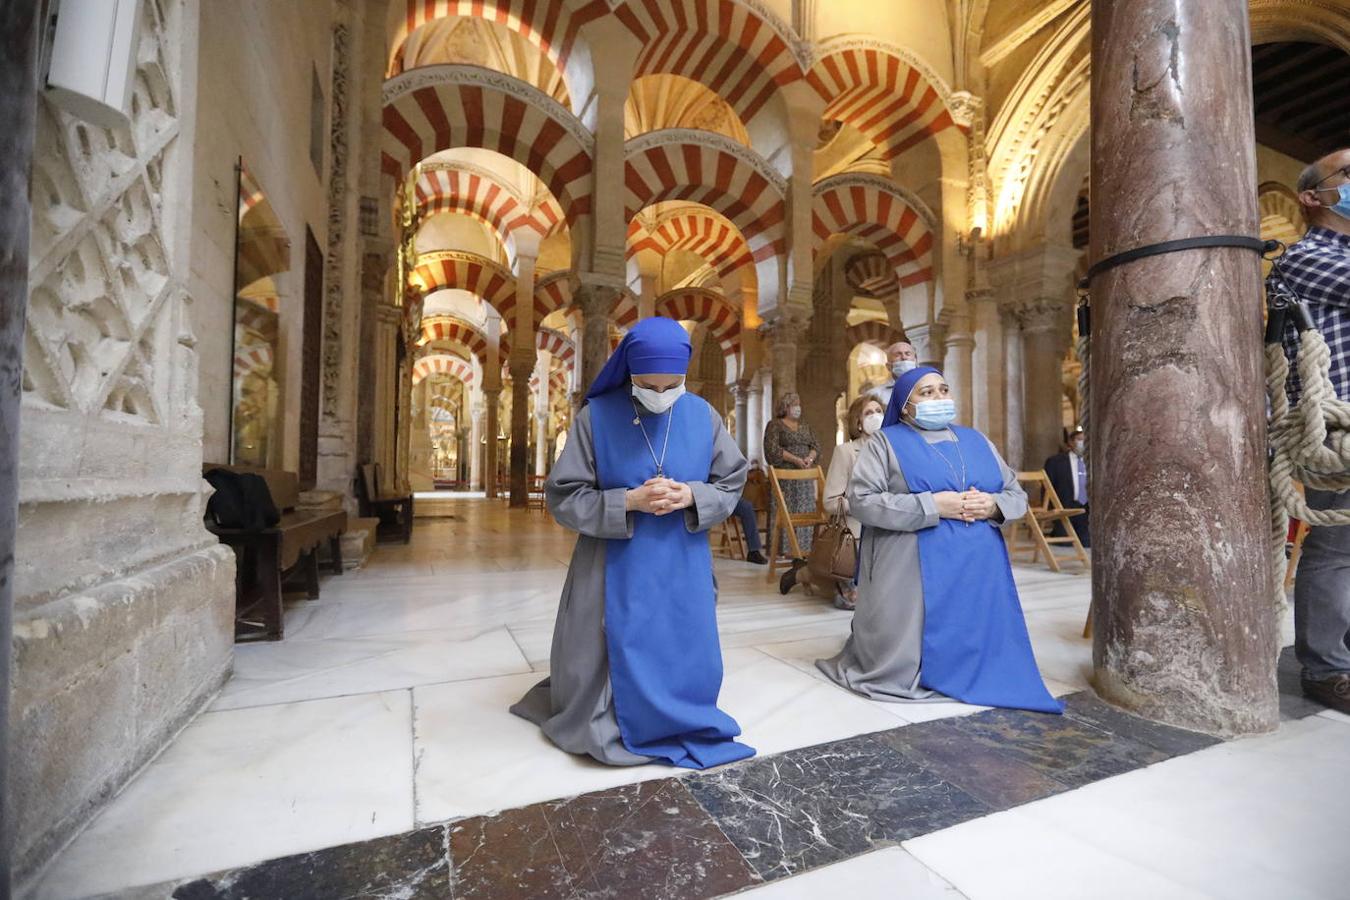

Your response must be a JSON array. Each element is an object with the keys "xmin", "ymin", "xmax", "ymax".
[
  {"xmin": 626, "ymin": 477, "xmax": 693, "ymax": 515},
  {"xmin": 935, "ymin": 489, "xmax": 997, "ymax": 523}
]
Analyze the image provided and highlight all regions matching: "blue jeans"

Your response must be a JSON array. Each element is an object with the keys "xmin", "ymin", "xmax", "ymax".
[{"xmin": 734, "ymin": 498, "xmax": 762, "ymax": 553}]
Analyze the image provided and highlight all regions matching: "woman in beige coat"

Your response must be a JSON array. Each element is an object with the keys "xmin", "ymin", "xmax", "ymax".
[{"xmin": 819, "ymin": 394, "xmax": 886, "ymax": 609}]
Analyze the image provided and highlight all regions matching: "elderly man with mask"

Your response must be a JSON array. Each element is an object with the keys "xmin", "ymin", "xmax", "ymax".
[
  {"xmin": 1270, "ymin": 147, "xmax": 1350, "ymax": 716},
  {"xmin": 868, "ymin": 340, "xmax": 918, "ymax": 408}
]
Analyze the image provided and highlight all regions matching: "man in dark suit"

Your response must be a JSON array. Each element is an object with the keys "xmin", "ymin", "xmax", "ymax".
[{"xmin": 1044, "ymin": 427, "xmax": 1090, "ymax": 548}]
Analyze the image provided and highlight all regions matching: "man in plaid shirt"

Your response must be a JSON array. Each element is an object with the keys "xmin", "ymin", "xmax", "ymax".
[{"xmin": 1269, "ymin": 147, "xmax": 1350, "ymax": 715}]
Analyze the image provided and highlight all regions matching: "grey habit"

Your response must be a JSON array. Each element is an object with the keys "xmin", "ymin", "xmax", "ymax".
[
  {"xmin": 510, "ymin": 399, "xmax": 748, "ymax": 765},
  {"xmin": 816, "ymin": 428, "xmax": 1028, "ymax": 702}
]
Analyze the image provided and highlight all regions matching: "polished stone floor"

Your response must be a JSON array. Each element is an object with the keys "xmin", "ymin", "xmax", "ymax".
[{"xmin": 28, "ymin": 497, "xmax": 1342, "ymax": 899}]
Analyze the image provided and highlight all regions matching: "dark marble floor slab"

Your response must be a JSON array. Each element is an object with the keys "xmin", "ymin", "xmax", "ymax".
[
  {"xmin": 946, "ymin": 705, "xmax": 1171, "ymax": 789},
  {"xmin": 685, "ymin": 735, "xmax": 989, "ymax": 881},
  {"xmin": 876, "ymin": 717, "xmax": 1070, "ymax": 811},
  {"xmin": 448, "ymin": 777, "xmax": 759, "ymax": 899},
  {"xmin": 1060, "ymin": 691, "xmax": 1222, "ymax": 756},
  {"xmin": 158, "ymin": 825, "xmax": 451, "ymax": 899}
]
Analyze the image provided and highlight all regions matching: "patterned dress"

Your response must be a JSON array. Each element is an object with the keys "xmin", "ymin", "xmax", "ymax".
[{"xmin": 763, "ymin": 418, "xmax": 822, "ymax": 557}]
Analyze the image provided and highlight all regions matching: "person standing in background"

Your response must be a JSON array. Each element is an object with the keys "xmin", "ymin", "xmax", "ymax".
[{"xmin": 1044, "ymin": 427, "xmax": 1090, "ymax": 548}]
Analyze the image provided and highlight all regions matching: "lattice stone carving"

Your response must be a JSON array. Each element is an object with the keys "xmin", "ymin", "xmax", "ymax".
[{"xmin": 23, "ymin": 0, "xmax": 184, "ymax": 423}]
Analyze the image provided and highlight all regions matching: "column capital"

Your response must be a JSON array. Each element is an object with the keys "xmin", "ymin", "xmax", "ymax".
[
  {"xmin": 947, "ymin": 90, "xmax": 984, "ymax": 129},
  {"xmin": 508, "ymin": 355, "xmax": 536, "ymax": 383},
  {"xmin": 1007, "ymin": 296, "xmax": 1072, "ymax": 334}
]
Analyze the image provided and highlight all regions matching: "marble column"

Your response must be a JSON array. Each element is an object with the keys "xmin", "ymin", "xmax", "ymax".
[
  {"xmin": 1016, "ymin": 298, "xmax": 1071, "ymax": 470},
  {"xmin": 758, "ymin": 312, "xmax": 806, "ymax": 410},
  {"xmin": 906, "ymin": 321, "xmax": 947, "ymax": 369},
  {"xmin": 576, "ymin": 281, "xmax": 620, "ymax": 394},
  {"xmin": 1090, "ymin": 0, "xmax": 1277, "ymax": 735},
  {"xmin": 534, "ymin": 411, "xmax": 550, "ymax": 476},
  {"xmin": 732, "ymin": 379, "xmax": 751, "ymax": 456},
  {"xmin": 507, "ymin": 356, "xmax": 535, "ymax": 507},
  {"xmin": 1000, "ymin": 307, "xmax": 1026, "ymax": 470},
  {"xmin": 942, "ymin": 311, "xmax": 976, "ymax": 424},
  {"xmin": 483, "ymin": 387, "xmax": 501, "ymax": 498},
  {"xmin": 372, "ymin": 305, "xmax": 401, "ymax": 478},
  {"xmin": 468, "ymin": 402, "xmax": 484, "ymax": 491},
  {"xmin": 1, "ymin": 1, "xmax": 37, "ymax": 884}
]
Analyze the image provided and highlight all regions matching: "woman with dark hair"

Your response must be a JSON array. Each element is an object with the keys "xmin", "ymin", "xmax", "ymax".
[
  {"xmin": 512, "ymin": 318, "xmax": 755, "ymax": 769},
  {"xmin": 816, "ymin": 367, "xmax": 1062, "ymax": 714},
  {"xmin": 763, "ymin": 391, "xmax": 821, "ymax": 567}
]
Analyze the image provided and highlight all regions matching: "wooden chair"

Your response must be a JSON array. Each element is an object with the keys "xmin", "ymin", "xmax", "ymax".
[
  {"xmin": 1286, "ymin": 519, "xmax": 1311, "ymax": 591},
  {"xmin": 1006, "ymin": 470, "xmax": 1091, "ymax": 574},
  {"xmin": 765, "ymin": 466, "xmax": 829, "ymax": 583},
  {"xmin": 527, "ymin": 474, "xmax": 548, "ymax": 514},
  {"xmin": 357, "ymin": 463, "xmax": 413, "ymax": 544},
  {"xmin": 713, "ymin": 515, "xmax": 748, "ymax": 560}
]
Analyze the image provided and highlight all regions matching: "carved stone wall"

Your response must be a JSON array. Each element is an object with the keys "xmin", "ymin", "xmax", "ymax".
[{"xmin": 12, "ymin": 0, "xmax": 234, "ymax": 883}]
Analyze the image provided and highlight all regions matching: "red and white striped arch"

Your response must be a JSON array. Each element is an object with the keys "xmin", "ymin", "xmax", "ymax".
[
  {"xmin": 534, "ymin": 272, "xmax": 640, "ymax": 329},
  {"xmin": 536, "ymin": 327, "xmax": 576, "ymax": 370},
  {"xmin": 808, "ymin": 41, "xmax": 959, "ymax": 161},
  {"xmin": 386, "ymin": 0, "xmax": 609, "ymax": 83},
  {"xmin": 236, "ymin": 227, "xmax": 291, "ymax": 291},
  {"xmin": 233, "ymin": 344, "xmax": 274, "ymax": 378},
  {"xmin": 846, "ymin": 320, "xmax": 905, "ymax": 350},
  {"xmin": 844, "ymin": 251, "xmax": 898, "ymax": 299},
  {"xmin": 654, "ymin": 287, "xmax": 741, "ymax": 356},
  {"xmin": 414, "ymin": 166, "xmax": 566, "ymax": 265},
  {"xmin": 419, "ymin": 315, "xmax": 492, "ymax": 364},
  {"xmin": 625, "ymin": 130, "xmax": 786, "ymax": 262},
  {"xmin": 408, "ymin": 250, "xmax": 518, "ymax": 316},
  {"xmin": 413, "ymin": 353, "xmax": 477, "ymax": 386},
  {"xmin": 812, "ymin": 174, "xmax": 935, "ymax": 288},
  {"xmin": 382, "ymin": 65, "xmax": 594, "ymax": 225},
  {"xmin": 615, "ymin": 0, "xmax": 802, "ymax": 125},
  {"xmin": 627, "ymin": 208, "xmax": 753, "ymax": 282}
]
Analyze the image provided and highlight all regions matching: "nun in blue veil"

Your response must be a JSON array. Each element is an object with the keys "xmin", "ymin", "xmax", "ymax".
[
  {"xmin": 511, "ymin": 317, "xmax": 756, "ymax": 768},
  {"xmin": 816, "ymin": 366, "xmax": 1063, "ymax": 714}
]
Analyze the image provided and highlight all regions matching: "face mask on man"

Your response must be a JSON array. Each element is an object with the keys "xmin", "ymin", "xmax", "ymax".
[
  {"xmin": 910, "ymin": 398, "xmax": 957, "ymax": 431},
  {"xmin": 1324, "ymin": 183, "xmax": 1350, "ymax": 221},
  {"xmin": 1072, "ymin": 438, "xmax": 1086, "ymax": 455},
  {"xmin": 862, "ymin": 412, "xmax": 884, "ymax": 435},
  {"xmin": 891, "ymin": 360, "xmax": 918, "ymax": 379},
  {"xmin": 632, "ymin": 381, "xmax": 685, "ymax": 414}
]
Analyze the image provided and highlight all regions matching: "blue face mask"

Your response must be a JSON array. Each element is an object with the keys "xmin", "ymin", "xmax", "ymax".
[
  {"xmin": 891, "ymin": 360, "xmax": 918, "ymax": 379},
  {"xmin": 911, "ymin": 398, "xmax": 957, "ymax": 430},
  {"xmin": 1327, "ymin": 183, "xmax": 1350, "ymax": 221}
]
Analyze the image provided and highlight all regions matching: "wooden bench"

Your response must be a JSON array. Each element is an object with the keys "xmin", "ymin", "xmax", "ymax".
[
  {"xmin": 203, "ymin": 464, "xmax": 347, "ymax": 641},
  {"xmin": 357, "ymin": 462, "xmax": 413, "ymax": 544}
]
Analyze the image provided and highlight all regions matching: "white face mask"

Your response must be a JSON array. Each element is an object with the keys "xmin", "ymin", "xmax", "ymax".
[
  {"xmin": 787, "ymin": 405, "xmax": 802, "ymax": 419},
  {"xmin": 862, "ymin": 412, "xmax": 884, "ymax": 435},
  {"xmin": 632, "ymin": 381, "xmax": 685, "ymax": 414},
  {"xmin": 891, "ymin": 360, "xmax": 918, "ymax": 379},
  {"xmin": 1072, "ymin": 438, "xmax": 1086, "ymax": 455}
]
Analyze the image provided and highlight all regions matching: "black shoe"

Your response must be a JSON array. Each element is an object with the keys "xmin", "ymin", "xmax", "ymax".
[
  {"xmin": 779, "ymin": 568, "xmax": 798, "ymax": 595},
  {"xmin": 1302, "ymin": 673, "xmax": 1350, "ymax": 715},
  {"xmin": 746, "ymin": 551, "xmax": 768, "ymax": 565}
]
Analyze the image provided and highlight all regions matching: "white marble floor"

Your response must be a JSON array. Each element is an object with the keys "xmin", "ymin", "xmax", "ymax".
[{"xmin": 29, "ymin": 497, "xmax": 1311, "ymax": 899}]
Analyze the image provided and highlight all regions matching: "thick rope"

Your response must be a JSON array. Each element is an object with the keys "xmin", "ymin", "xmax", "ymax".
[{"xmin": 1265, "ymin": 326, "xmax": 1350, "ymax": 608}]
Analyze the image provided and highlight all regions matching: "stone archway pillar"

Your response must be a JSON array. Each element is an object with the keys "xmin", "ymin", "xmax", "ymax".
[
  {"xmin": 1015, "ymin": 298, "xmax": 1072, "ymax": 469},
  {"xmin": 576, "ymin": 278, "xmax": 621, "ymax": 394},
  {"xmin": 732, "ymin": 380, "xmax": 751, "ymax": 456},
  {"xmin": 1090, "ymin": 0, "xmax": 1277, "ymax": 735},
  {"xmin": 942, "ymin": 311, "xmax": 976, "ymax": 424},
  {"xmin": 508, "ymin": 252, "xmax": 538, "ymax": 507},
  {"xmin": 758, "ymin": 311, "xmax": 806, "ymax": 411}
]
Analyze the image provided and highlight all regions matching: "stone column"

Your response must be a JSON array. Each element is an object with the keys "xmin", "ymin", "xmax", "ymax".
[
  {"xmin": 942, "ymin": 311, "xmax": 976, "ymax": 424},
  {"xmin": 732, "ymin": 379, "xmax": 751, "ymax": 455},
  {"xmin": 746, "ymin": 376, "xmax": 765, "ymax": 463},
  {"xmin": 906, "ymin": 321, "xmax": 947, "ymax": 369},
  {"xmin": 758, "ymin": 312, "xmax": 806, "ymax": 409},
  {"xmin": 1, "ymin": 1, "xmax": 37, "ymax": 884},
  {"xmin": 1000, "ymin": 307, "xmax": 1026, "ymax": 470},
  {"xmin": 483, "ymin": 387, "xmax": 501, "ymax": 498},
  {"xmin": 1015, "ymin": 298, "xmax": 1071, "ymax": 470},
  {"xmin": 534, "ymin": 410, "xmax": 550, "ymax": 476},
  {"xmin": 577, "ymin": 280, "xmax": 620, "ymax": 392},
  {"xmin": 372, "ymin": 305, "xmax": 402, "ymax": 477},
  {"xmin": 507, "ymin": 356, "xmax": 535, "ymax": 506},
  {"xmin": 468, "ymin": 401, "xmax": 484, "ymax": 491},
  {"xmin": 1090, "ymin": 0, "xmax": 1277, "ymax": 735}
]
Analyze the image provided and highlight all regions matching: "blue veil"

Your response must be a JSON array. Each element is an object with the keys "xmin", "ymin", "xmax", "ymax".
[
  {"xmin": 881, "ymin": 365, "xmax": 943, "ymax": 427},
  {"xmin": 586, "ymin": 318, "xmax": 692, "ymax": 399}
]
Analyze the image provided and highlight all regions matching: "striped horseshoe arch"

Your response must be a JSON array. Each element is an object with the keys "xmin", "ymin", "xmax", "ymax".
[
  {"xmin": 407, "ymin": 250, "xmax": 518, "ymax": 317},
  {"xmin": 615, "ymin": 0, "xmax": 803, "ymax": 125},
  {"xmin": 419, "ymin": 315, "xmax": 492, "ymax": 365},
  {"xmin": 233, "ymin": 343, "xmax": 274, "ymax": 378},
  {"xmin": 625, "ymin": 130, "xmax": 787, "ymax": 263},
  {"xmin": 812, "ymin": 173, "xmax": 936, "ymax": 289},
  {"xmin": 382, "ymin": 65, "xmax": 594, "ymax": 224},
  {"xmin": 846, "ymin": 319, "xmax": 905, "ymax": 350},
  {"xmin": 627, "ymin": 208, "xmax": 754, "ymax": 282},
  {"xmin": 413, "ymin": 353, "xmax": 477, "ymax": 386},
  {"xmin": 845, "ymin": 250, "xmax": 898, "ymax": 299},
  {"xmin": 533, "ymin": 272, "xmax": 640, "ymax": 330},
  {"xmin": 414, "ymin": 166, "xmax": 566, "ymax": 265},
  {"xmin": 536, "ymin": 327, "xmax": 576, "ymax": 371},
  {"xmin": 808, "ymin": 41, "xmax": 959, "ymax": 161},
  {"xmin": 386, "ymin": 0, "xmax": 609, "ymax": 107},
  {"xmin": 654, "ymin": 287, "xmax": 741, "ymax": 355}
]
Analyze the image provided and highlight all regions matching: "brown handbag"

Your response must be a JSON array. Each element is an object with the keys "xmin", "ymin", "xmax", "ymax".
[{"xmin": 807, "ymin": 509, "xmax": 858, "ymax": 582}]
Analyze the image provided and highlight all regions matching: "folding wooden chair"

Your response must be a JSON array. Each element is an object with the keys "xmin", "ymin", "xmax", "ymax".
[
  {"xmin": 765, "ymin": 466, "xmax": 829, "ymax": 583},
  {"xmin": 1006, "ymin": 470, "xmax": 1091, "ymax": 574},
  {"xmin": 713, "ymin": 515, "xmax": 748, "ymax": 560},
  {"xmin": 527, "ymin": 475, "xmax": 548, "ymax": 515}
]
